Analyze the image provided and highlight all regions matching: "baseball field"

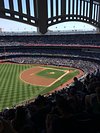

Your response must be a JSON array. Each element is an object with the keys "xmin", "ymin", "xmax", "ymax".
[{"xmin": 0, "ymin": 63, "xmax": 83, "ymax": 111}]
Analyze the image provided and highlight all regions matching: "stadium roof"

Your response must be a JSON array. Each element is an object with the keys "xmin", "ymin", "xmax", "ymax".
[{"xmin": 0, "ymin": 0, "xmax": 100, "ymax": 34}]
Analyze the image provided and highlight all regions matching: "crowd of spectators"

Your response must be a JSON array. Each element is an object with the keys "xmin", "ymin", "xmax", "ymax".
[
  {"xmin": 9, "ymin": 57, "xmax": 100, "ymax": 74},
  {"xmin": 0, "ymin": 33, "xmax": 100, "ymax": 132},
  {"xmin": 0, "ymin": 45, "xmax": 100, "ymax": 65},
  {"xmin": 0, "ymin": 41, "xmax": 23, "ymax": 46},
  {"xmin": 0, "ymin": 65, "xmax": 100, "ymax": 133},
  {"xmin": 0, "ymin": 33, "xmax": 100, "ymax": 46},
  {"xmin": 0, "ymin": 47, "xmax": 100, "ymax": 57}
]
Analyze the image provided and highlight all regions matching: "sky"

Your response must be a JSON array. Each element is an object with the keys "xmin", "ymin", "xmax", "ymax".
[
  {"xmin": 0, "ymin": 0, "xmax": 97, "ymax": 32},
  {"xmin": 0, "ymin": 18, "xmax": 96, "ymax": 32}
]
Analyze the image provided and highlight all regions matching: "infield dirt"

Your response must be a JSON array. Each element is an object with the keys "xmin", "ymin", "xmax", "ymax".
[{"xmin": 20, "ymin": 66, "xmax": 70, "ymax": 87}]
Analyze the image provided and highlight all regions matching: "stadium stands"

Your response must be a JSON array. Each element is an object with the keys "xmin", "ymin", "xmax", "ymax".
[
  {"xmin": 0, "ymin": 65, "xmax": 100, "ymax": 133},
  {"xmin": 0, "ymin": 33, "xmax": 100, "ymax": 133}
]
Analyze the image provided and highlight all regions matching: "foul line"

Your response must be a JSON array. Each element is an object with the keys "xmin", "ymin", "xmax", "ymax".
[{"xmin": 47, "ymin": 70, "xmax": 70, "ymax": 87}]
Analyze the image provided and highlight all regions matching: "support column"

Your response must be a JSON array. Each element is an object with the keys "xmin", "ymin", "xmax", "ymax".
[
  {"xmin": 68, "ymin": 0, "xmax": 70, "ymax": 19},
  {"xmin": 61, "ymin": 0, "xmax": 66, "ymax": 20},
  {"xmin": 36, "ymin": 0, "xmax": 48, "ymax": 34},
  {"xmin": 26, "ymin": 0, "xmax": 30, "ymax": 17},
  {"xmin": 76, "ymin": 0, "xmax": 78, "ymax": 18},
  {"xmin": 18, "ymin": 0, "xmax": 23, "ymax": 20},
  {"xmin": 9, "ymin": 0, "xmax": 14, "ymax": 17},
  {"xmin": 26, "ymin": 0, "xmax": 31, "ymax": 21},
  {"xmin": 0, "ymin": 0, "xmax": 5, "ymax": 17},
  {"xmin": 80, "ymin": 0, "xmax": 82, "ymax": 16},
  {"xmin": 89, "ymin": 0, "xmax": 93, "ymax": 21}
]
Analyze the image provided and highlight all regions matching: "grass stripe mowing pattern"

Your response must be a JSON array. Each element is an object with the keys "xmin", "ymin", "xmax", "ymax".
[
  {"xmin": 0, "ymin": 64, "xmax": 80, "ymax": 111},
  {"xmin": 0, "ymin": 64, "xmax": 45, "ymax": 111}
]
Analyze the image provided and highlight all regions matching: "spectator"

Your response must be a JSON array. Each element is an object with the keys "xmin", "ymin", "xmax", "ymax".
[
  {"xmin": 73, "ymin": 77, "xmax": 84, "ymax": 92},
  {"xmin": 0, "ymin": 117, "xmax": 16, "ymax": 133},
  {"xmin": 11, "ymin": 106, "xmax": 34, "ymax": 132}
]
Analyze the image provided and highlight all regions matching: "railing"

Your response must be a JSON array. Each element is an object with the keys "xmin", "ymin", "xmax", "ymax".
[{"xmin": 0, "ymin": 0, "xmax": 100, "ymax": 34}]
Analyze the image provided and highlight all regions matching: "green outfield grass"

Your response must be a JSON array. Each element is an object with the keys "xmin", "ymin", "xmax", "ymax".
[{"xmin": 0, "ymin": 63, "xmax": 80, "ymax": 111}]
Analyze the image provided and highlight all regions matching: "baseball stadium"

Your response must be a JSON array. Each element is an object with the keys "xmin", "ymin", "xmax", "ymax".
[{"xmin": 0, "ymin": 0, "xmax": 100, "ymax": 133}]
